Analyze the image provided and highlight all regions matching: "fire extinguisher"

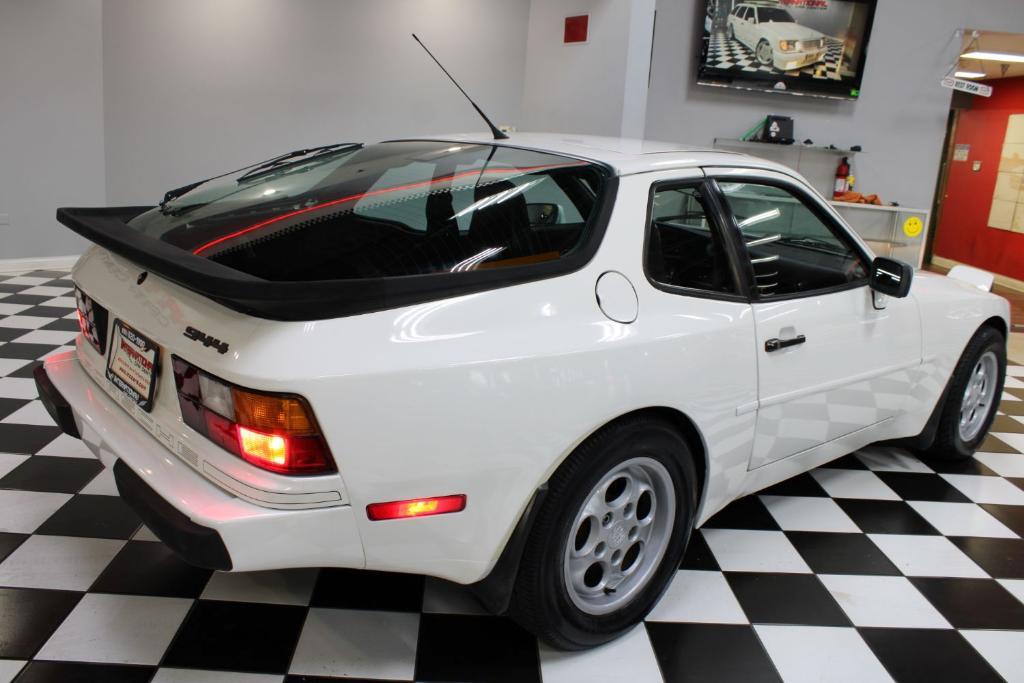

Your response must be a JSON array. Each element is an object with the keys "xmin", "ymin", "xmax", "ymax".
[{"xmin": 833, "ymin": 157, "xmax": 850, "ymax": 199}]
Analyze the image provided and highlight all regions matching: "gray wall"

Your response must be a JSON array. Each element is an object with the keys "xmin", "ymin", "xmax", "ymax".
[
  {"xmin": 520, "ymin": 0, "xmax": 655, "ymax": 138},
  {"xmin": 0, "ymin": 0, "xmax": 104, "ymax": 259},
  {"xmin": 522, "ymin": 0, "xmax": 625, "ymax": 136},
  {"xmin": 102, "ymin": 0, "xmax": 530, "ymax": 205},
  {"xmin": 4, "ymin": 0, "xmax": 1024, "ymax": 259},
  {"xmin": 645, "ymin": 0, "xmax": 1024, "ymax": 211}
]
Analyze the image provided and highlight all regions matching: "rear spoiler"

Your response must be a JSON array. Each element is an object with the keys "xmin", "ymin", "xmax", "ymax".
[{"xmin": 56, "ymin": 186, "xmax": 617, "ymax": 320}]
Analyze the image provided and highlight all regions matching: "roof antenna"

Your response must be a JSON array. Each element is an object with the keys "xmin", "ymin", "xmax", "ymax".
[{"xmin": 412, "ymin": 33, "xmax": 509, "ymax": 140}]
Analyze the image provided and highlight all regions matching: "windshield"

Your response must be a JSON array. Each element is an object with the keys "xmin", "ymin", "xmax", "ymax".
[
  {"xmin": 758, "ymin": 8, "xmax": 795, "ymax": 22},
  {"xmin": 128, "ymin": 141, "xmax": 609, "ymax": 282}
]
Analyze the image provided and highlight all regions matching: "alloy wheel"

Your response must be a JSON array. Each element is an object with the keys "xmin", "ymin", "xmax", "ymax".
[
  {"xmin": 562, "ymin": 457, "xmax": 676, "ymax": 615},
  {"xmin": 959, "ymin": 350, "xmax": 998, "ymax": 442}
]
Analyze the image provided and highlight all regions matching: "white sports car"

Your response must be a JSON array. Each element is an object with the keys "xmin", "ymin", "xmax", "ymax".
[
  {"xmin": 38, "ymin": 133, "xmax": 1008, "ymax": 649},
  {"xmin": 727, "ymin": 3, "xmax": 828, "ymax": 71}
]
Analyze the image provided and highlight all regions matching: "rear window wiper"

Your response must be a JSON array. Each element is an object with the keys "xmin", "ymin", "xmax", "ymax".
[
  {"xmin": 236, "ymin": 143, "xmax": 362, "ymax": 183},
  {"xmin": 159, "ymin": 143, "xmax": 362, "ymax": 209}
]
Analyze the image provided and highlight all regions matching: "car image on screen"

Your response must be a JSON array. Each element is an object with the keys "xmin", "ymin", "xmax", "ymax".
[{"xmin": 727, "ymin": 2, "xmax": 828, "ymax": 72}]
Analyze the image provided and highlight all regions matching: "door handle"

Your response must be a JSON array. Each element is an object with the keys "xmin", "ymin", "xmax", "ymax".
[{"xmin": 765, "ymin": 335, "xmax": 806, "ymax": 352}]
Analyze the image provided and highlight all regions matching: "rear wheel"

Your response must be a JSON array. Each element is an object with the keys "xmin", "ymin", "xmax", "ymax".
[
  {"xmin": 924, "ymin": 325, "xmax": 1006, "ymax": 461},
  {"xmin": 729, "ymin": 24, "xmax": 736, "ymax": 41},
  {"xmin": 509, "ymin": 416, "xmax": 697, "ymax": 650}
]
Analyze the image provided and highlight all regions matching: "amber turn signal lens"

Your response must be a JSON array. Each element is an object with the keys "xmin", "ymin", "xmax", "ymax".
[{"xmin": 232, "ymin": 390, "xmax": 315, "ymax": 434}]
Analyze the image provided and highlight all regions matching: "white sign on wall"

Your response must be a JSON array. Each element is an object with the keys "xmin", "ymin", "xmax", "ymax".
[{"xmin": 941, "ymin": 76, "xmax": 993, "ymax": 98}]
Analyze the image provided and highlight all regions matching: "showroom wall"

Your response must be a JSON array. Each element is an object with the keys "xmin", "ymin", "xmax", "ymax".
[
  {"xmin": 0, "ymin": 0, "xmax": 104, "ymax": 261},
  {"xmin": 933, "ymin": 76, "xmax": 1024, "ymax": 281},
  {"xmin": 520, "ymin": 0, "xmax": 655, "ymax": 138},
  {"xmin": 644, "ymin": 0, "xmax": 1024, "ymax": 212},
  {"xmin": 102, "ymin": 0, "xmax": 531, "ymax": 205},
  {"xmin": 4, "ymin": 0, "xmax": 1024, "ymax": 261}
]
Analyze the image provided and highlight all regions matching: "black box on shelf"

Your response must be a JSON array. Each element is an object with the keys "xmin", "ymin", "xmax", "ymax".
[{"xmin": 760, "ymin": 115, "xmax": 794, "ymax": 144}]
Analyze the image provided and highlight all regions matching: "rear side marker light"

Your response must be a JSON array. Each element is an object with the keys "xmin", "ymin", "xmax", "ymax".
[
  {"xmin": 172, "ymin": 356, "xmax": 336, "ymax": 475},
  {"xmin": 367, "ymin": 494, "xmax": 467, "ymax": 521}
]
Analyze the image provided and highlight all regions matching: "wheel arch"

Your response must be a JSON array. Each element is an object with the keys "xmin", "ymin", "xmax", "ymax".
[
  {"xmin": 886, "ymin": 315, "xmax": 1009, "ymax": 452},
  {"xmin": 469, "ymin": 405, "xmax": 709, "ymax": 615},
  {"xmin": 545, "ymin": 406, "xmax": 710, "ymax": 519},
  {"xmin": 610, "ymin": 406, "xmax": 709, "ymax": 507},
  {"xmin": 981, "ymin": 314, "xmax": 1007, "ymax": 339}
]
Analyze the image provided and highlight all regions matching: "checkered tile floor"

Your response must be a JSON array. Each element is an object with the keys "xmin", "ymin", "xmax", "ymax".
[
  {"xmin": 1, "ymin": 268, "xmax": 1023, "ymax": 682},
  {"xmin": 706, "ymin": 30, "xmax": 855, "ymax": 80}
]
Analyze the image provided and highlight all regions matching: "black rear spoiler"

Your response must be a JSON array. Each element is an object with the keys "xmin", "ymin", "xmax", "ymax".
[{"xmin": 56, "ymin": 185, "xmax": 617, "ymax": 321}]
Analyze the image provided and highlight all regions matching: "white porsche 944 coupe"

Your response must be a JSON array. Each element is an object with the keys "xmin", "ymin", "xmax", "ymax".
[{"xmin": 38, "ymin": 133, "xmax": 1007, "ymax": 649}]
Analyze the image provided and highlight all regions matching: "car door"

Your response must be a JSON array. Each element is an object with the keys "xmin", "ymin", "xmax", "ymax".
[
  {"xmin": 639, "ymin": 174, "xmax": 758, "ymax": 508},
  {"xmin": 706, "ymin": 168, "xmax": 921, "ymax": 469},
  {"xmin": 734, "ymin": 6, "xmax": 752, "ymax": 45},
  {"xmin": 742, "ymin": 6, "xmax": 760, "ymax": 46}
]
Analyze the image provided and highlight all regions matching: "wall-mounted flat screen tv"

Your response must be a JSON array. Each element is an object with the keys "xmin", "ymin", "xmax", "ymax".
[{"xmin": 698, "ymin": 0, "xmax": 877, "ymax": 100}]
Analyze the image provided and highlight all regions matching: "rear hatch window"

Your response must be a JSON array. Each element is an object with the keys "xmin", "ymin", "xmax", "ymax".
[{"xmin": 128, "ymin": 141, "xmax": 609, "ymax": 282}]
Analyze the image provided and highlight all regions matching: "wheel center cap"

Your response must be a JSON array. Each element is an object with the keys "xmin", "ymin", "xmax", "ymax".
[{"xmin": 609, "ymin": 523, "xmax": 628, "ymax": 548}]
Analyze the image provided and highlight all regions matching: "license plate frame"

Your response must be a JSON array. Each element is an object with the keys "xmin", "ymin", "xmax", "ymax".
[{"xmin": 105, "ymin": 319, "xmax": 161, "ymax": 412}]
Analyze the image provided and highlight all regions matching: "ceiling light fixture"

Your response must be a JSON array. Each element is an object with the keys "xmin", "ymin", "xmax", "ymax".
[
  {"xmin": 954, "ymin": 70, "xmax": 987, "ymax": 79},
  {"xmin": 960, "ymin": 50, "xmax": 1024, "ymax": 63}
]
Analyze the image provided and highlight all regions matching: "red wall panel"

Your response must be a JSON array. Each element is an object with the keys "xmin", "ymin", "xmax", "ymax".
[{"xmin": 933, "ymin": 76, "xmax": 1024, "ymax": 280}]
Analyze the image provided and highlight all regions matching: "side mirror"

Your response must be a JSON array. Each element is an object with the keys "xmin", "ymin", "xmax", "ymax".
[
  {"xmin": 870, "ymin": 257, "xmax": 913, "ymax": 298},
  {"xmin": 526, "ymin": 203, "xmax": 560, "ymax": 227}
]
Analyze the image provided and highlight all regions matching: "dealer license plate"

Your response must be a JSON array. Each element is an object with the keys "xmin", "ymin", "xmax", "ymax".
[{"xmin": 105, "ymin": 319, "xmax": 161, "ymax": 412}]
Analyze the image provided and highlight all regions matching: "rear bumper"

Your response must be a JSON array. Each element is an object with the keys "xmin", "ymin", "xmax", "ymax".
[
  {"xmin": 113, "ymin": 459, "xmax": 233, "ymax": 570},
  {"xmin": 37, "ymin": 352, "xmax": 367, "ymax": 572},
  {"xmin": 34, "ymin": 364, "xmax": 80, "ymax": 438}
]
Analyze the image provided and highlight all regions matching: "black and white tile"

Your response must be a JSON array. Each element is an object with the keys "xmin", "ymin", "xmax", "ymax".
[
  {"xmin": 1, "ymin": 268, "xmax": 1023, "ymax": 682},
  {"xmin": 705, "ymin": 30, "xmax": 856, "ymax": 81}
]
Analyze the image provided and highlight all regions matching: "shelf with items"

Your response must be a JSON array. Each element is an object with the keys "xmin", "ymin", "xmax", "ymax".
[
  {"xmin": 712, "ymin": 138, "xmax": 861, "ymax": 199},
  {"xmin": 713, "ymin": 138, "xmax": 861, "ymax": 155},
  {"xmin": 828, "ymin": 201, "xmax": 929, "ymax": 269}
]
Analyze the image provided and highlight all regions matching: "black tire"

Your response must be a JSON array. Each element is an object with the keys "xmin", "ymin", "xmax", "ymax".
[
  {"xmin": 509, "ymin": 416, "xmax": 698, "ymax": 650},
  {"xmin": 924, "ymin": 325, "xmax": 1006, "ymax": 461},
  {"xmin": 755, "ymin": 39, "xmax": 773, "ymax": 66}
]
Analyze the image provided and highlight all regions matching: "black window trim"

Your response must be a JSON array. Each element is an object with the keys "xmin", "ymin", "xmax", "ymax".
[
  {"xmin": 706, "ymin": 173, "xmax": 874, "ymax": 303},
  {"xmin": 641, "ymin": 177, "xmax": 752, "ymax": 304}
]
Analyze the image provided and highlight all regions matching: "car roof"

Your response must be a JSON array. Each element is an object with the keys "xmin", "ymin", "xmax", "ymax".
[{"xmin": 387, "ymin": 132, "xmax": 794, "ymax": 177}]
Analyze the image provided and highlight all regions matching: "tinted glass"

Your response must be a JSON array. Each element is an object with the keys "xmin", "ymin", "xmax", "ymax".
[
  {"xmin": 758, "ymin": 8, "xmax": 795, "ymax": 22},
  {"xmin": 128, "ymin": 141, "xmax": 607, "ymax": 282},
  {"xmin": 719, "ymin": 181, "xmax": 867, "ymax": 297},
  {"xmin": 647, "ymin": 184, "xmax": 735, "ymax": 294}
]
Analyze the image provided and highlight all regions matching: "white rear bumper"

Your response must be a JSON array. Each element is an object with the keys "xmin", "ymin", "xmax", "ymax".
[{"xmin": 41, "ymin": 351, "xmax": 366, "ymax": 572}]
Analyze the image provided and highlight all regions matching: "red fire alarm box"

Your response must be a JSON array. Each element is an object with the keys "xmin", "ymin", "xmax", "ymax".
[{"xmin": 564, "ymin": 14, "xmax": 589, "ymax": 44}]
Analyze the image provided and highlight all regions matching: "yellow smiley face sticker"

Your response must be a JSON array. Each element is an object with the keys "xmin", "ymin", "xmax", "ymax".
[{"xmin": 903, "ymin": 216, "xmax": 923, "ymax": 238}]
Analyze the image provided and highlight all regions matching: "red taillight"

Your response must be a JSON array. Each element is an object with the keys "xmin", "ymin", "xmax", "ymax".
[
  {"xmin": 239, "ymin": 426, "xmax": 288, "ymax": 469},
  {"xmin": 75, "ymin": 287, "xmax": 108, "ymax": 354},
  {"xmin": 366, "ymin": 495, "xmax": 467, "ymax": 521},
  {"xmin": 172, "ymin": 356, "xmax": 335, "ymax": 475}
]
